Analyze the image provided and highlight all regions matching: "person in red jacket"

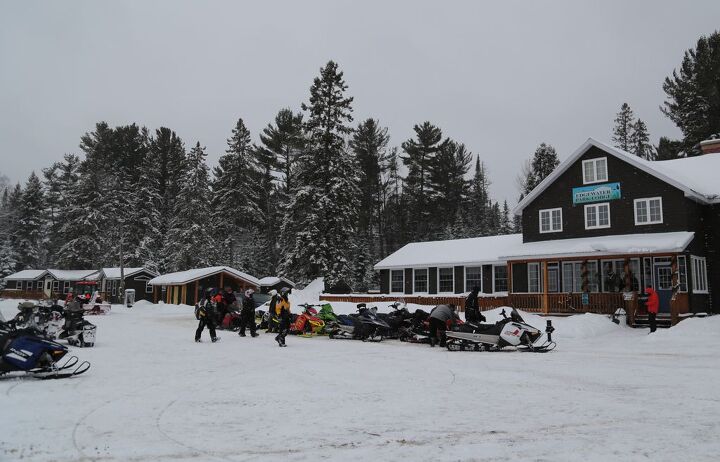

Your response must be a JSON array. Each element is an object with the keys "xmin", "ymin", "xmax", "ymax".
[{"xmin": 644, "ymin": 285, "xmax": 659, "ymax": 333}]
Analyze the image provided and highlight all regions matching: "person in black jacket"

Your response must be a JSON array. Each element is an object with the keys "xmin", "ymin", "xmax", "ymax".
[
  {"xmin": 195, "ymin": 289, "xmax": 219, "ymax": 343},
  {"xmin": 239, "ymin": 289, "xmax": 258, "ymax": 337},
  {"xmin": 464, "ymin": 286, "xmax": 486, "ymax": 324}
]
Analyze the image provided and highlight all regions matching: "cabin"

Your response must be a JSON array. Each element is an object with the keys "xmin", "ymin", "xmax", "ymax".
[
  {"xmin": 148, "ymin": 266, "xmax": 260, "ymax": 305},
  {"xmin": 364, "ymin": 137, "xmax": 720, "ymax": 325},
  {"xmin": 258, "ymin": 276, "xmax": 296, "ymax": 294},
  {"xmin": 97, "ymin": 267, "xmax": 160, "ymax": 302},
  {"xmin": 1, "ymin": 268, "xmax": 97, "ymax": 299}
]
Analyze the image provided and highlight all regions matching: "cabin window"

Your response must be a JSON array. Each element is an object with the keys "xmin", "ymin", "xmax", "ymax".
[
  {"xmin": 691, "ymin": 256, "xmax": 708, "ymax": 293},
  {"xmin": 465, "ymin": 266, "xmax": 482, "ymax": 292},
  {"xmin": 601, "ymin": 259, "xmax": 640, "ymax": 292},
  {"xmin": 413, "ymin": 269, "xmax": 428, "ymax": 293},
  {"xmin": 582, "ymin": 157, "xmax": 608, "ymax": 184},
  {"xmin": 493, "ymin": 266, "xmax": 508, "ymax": 292},
  {"xmin": 52, "ymin": 280, "xmax": 59, "ymax": 291},
  {"xmin": 584, "ymin": 203, "xmax": 610, "ymax": 229},
  {"xmin": 528, "ymin": 263, "xmax": 543, "ymax": 293},
  {"xmin": 146, "ymin": 282, "xmax": 154, "ymax": 293},
  {"xmin": 438, "ymin": 268, "xmax": 454, "ymax": 293},
  {"xmin": 677, "ymin": 256, "xmax": 688, "ymax": 292},
  {"xmin": 634, "ymin": 197, "xmax": 663, "ymax": 225},
  {"xmin": 63, "ymin": 281, "xmax": 70, "ymax": 293},
  {"xmin": 562, "ymin": 261, "xmax": 599, "ymax": 293},
  {"xmin": 390, "ymin": 270, "xmax": 404, "ymax": 293},
  {"xmin": 539, "ymin": 208, "xmax": 562, "ymax": 233},
  {"xmin": 36, "ymin": 281, "xmax": 43, "ymax": 290}
]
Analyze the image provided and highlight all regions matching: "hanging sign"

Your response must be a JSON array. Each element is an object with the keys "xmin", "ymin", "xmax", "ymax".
[
  {"xmin": 572, "ymin": 182, "xmax": 621, "ymax": 205},
  {"xmin": 581, "ymin": 292, "xmax": 590, "ymax": 306}
]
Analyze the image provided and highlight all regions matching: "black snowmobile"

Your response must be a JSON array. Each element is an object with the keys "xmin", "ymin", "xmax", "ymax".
[
  {"xmin": 445, "ymin": 308, "xmax": 556, "ymax": 352},
  {"xmin": 376, "ymin": 302, "xmax": 414, "ymax": 339},
  {"xmin": 327, "ymin": 304, "xmax": 391, "ymax": 342},
  {"xmin": 0, "ymin": 320, "xmax": 90, "ymax": 379},
  {"xmin": 58, "ymin": 301, "xmax": 97, "ymax": 348}
]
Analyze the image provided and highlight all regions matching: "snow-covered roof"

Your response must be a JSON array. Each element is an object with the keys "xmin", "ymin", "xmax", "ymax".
[
  {"xmin": 46, "ymin": 269, "xmax": 98, "ymax": 281},
  {"xmin": 500, "ymin": 231, "xmax": 694, "ymax": 261},
  {"xmin": 514, "ymin": 138, "xmax": 720, "ymax": 215},
  {"xmin": 258, "ymin": 276, "xmax": 296, "ymax": 287},
  {"xmin": 148, "ymin": 266, "xmax": 260, "ymax": 286},
  {"xmin": 3, "ymin": 269, "xmax": 48, "ymax": 281},
  {"xmin": 374, "ymin": 234, "xmax": 523, "ymax": 270},
  {"xmin": 101, "ymin": 267, "xmax": 158, "ymax": 279}
]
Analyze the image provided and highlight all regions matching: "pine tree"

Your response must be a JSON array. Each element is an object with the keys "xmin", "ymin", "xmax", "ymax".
[
  {"xmin": 655, "ymin": 136, "xmax": 683, "ymax": 160},
  {"xmin": 16, "ymin": 172, "xmax": 46, "ymax": 268},
  {"xmin": 165, "ymin": 142, "xmax": 213, "ymax": 271},
  {"xmin": 501, "ymin": 200, "xmax": 513, "ymax": 234},
  {"xmin": 0, "ymin": 237, "xmax": 19, "ymax": 289},
  {"xmin": 523, "ymin": 143, "xmax": 560, "ymax": 195},
  {"xmin": 131, "ymin": 153, "xmax": 163, "ymax": 272},
  {"xmin": 428, "ymin": 140, "xmax": 471, "ymax": 235},
  {"xmin": 42, "ymin": 154, "xmax": 80, "ymax": 266},
  {"xmin": 662, "ymin": 31, "xmax": 720, "ymax": 155},
  {"xmin": 280, "ymin": 61, "xmax": 359, "ymax": 287},
  {"xmin": 401, "ymin": 122, "xmax": 445, "ymax": 240},
  {"xmin": 468, "ymin": 157, "xmax": 491, "ymax": 236},
  {"xmin": 258, "ymin": 108, "xmax": 305, "ymax": 196},
  {"xmin": 630, "ymin": 119, "xmax": 654, "ymax": 160},
  {"xmin": 612, "ymin": 103, "xmax": 635, "ymax": 152},
  {"xmin": 380, "ymin": 147, "xmax": 405, "ymax": 255}
]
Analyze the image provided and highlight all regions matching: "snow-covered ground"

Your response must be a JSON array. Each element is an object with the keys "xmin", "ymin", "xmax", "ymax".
[{"xmin": 2, "ymin": 293, "xmax": 720, "ymax": 462}]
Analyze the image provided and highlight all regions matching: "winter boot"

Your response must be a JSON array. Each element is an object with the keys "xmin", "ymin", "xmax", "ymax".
[
  {"xmin": 275, "ymin": 334, "xmax": 282, "ymax": 346},
  {"xmin": 195, "ymin": 338, "xmax": 201, "ymax": 343},
  {"xmin": 211, "ymin": 337, "xmax": 220, "ymax": 343},
  {"xmin": 239, "ymin": 332, "xmax": 246, "ymax": 337},
  {"xmin": 251, "ymin": 332, "xmax": 259, "ymax": 338},
  {"xmin": 430, "ymin": 336, "xmax": 436, "ymax": 347}
]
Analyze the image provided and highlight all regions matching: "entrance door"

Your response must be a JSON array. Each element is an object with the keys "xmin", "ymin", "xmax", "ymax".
[
  {"xmin": 654, "ymin": 265, "xmax": 673, "ymax": 313},
  {"xmin": 547, "ymin": 265, "xmax": 560, "ymax": 293}
]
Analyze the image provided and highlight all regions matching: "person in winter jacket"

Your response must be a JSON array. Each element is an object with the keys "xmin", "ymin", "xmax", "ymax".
[
  {"xmin": 266, "ymin": 289, "xmax": 279, "ymax": 333},
  {"xmin": 275, "ymin": 287, "xmax": 292, "ymax": 347},
  {"xmin": 644, "ymin": 285, "xmax": 659, "ymax": 333},
  {"xmin": 213, "ymin": 290, "xmax": 226, "ymax": 325},
  {"xmin": 464, "ymin": 286, "xmax": 486, "ymax": 324},
  {"xmin": 239, "ymin": 289, "xmax": 258, "ymax": 337},
  {"xmin": 195, "ymin": 290, "xmax": 219, "ymax": 343},
  {"xmin": 428, "ymin": 304, "xmax": 459, "ymax": 347}
]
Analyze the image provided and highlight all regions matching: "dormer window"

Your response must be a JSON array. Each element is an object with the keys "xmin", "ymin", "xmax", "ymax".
[{"xmin": 582, "ymin": 157, "xmax": 608, "ymax": 184}]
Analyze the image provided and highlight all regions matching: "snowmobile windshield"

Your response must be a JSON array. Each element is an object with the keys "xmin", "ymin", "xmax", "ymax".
[{"xmin": 510, "ymin": 308, "xmax": 524, "ymax": 323}]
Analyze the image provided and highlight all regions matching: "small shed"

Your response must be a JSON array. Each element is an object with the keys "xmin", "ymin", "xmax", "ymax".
[
  {"xmin": 148, "ymin": 266, "xmax": 260, "ymax": 305},
  {"xmin": 258, "ymin": 276, "xmax": 296, "ymax": 294},
  {"xmin": 98, "ymin": 267, "xmax": 160, "ymax": 303}
]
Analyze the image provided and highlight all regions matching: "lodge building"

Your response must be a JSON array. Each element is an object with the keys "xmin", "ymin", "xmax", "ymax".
[{"xmin": 369, "ymin": 138, "xmax": 720, "ymax": 324}]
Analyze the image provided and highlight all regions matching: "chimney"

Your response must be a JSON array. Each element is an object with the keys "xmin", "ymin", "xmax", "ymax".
[{"xmin": 699, "ymin": 136, "xmax": 720, "ymax": 155}]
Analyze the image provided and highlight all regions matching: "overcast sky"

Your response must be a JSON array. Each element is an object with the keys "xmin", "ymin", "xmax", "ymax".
[{"xmin": 1, "ymin": 0, "xmax": 719, "ymax": 203}]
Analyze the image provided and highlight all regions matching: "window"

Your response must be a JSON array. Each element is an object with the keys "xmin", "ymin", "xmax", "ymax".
[
  {"xmin": 634, "ymin": 197, "xmax": 663, "ymax": 225},
  {"xmin": 465, "ymin": 266, "xmax": 482, "ymax": 292},
  {"xmin": 413, "ymin": 269, "xmax": 428, "ymax": 293},
  {"xmin": 438, "ymin": 268, "xmax": 454, "ymax": 293},
  {"xmin": 146, "ymin": 282, "xmax": 153, "ymax": 294},
  {"xmin": 52, "ymin": 280, "xmax": 59, "ymax": 291},
  {"xmin": 584, "ymin": 203, "xmax": 610, "ymax": 229},
  {"xmin": 36, "ymin": 281, "xmax": 43, "ymax": 290},
  {"xmin": 493, "ymin": 266, "xmax": 508, "ymax": 292},
  {"xmin": 63, "ymin": 281, "xmax": 70, "ymax": 294},
  {"xmin": 528, "ymin": 263, "xmax": 542, "ymax": 293},
  {"xmin": 601, "ymin": 259, "xmax": 640, "ymax": 292},
  {"xmin": 643, "ymin": 257, "xmax": 653, "ymax": 289},
  {"xmin": 677, "ymin": 256, "xmax": 688, "ymax": 292},
  {"xmin": 562, "ymin": 261, "xmax": 599, "ymax": 293},
  {"xmin": 691, "ymin": 256, "xmax": 708, "ymax": 293},
  {"xmin": 539, "ymin": 208, "xmax": 563, "ymax": 233},
  {"xmin": 390, "ymin": 270, "xmax": 404, "ymax": 293},
  {"xmin": 547, "ymin": 263, "xmax": 560, "ymax": 292},
  {"xmin": 582, "ymin": 157, "xmax": 608, "ymax": 184}
]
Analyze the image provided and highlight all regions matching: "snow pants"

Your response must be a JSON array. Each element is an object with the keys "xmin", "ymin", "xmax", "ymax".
[
  {"xmin": 196, "ymin": 317, "xmax": 217, "ymax": 341},
  {"xmin": 648, "ymin": 312, "xmax": 657, "ymax": 333},
  {"xmin": 429, "ymin": 317, "xmax": 447, "ymax": 346},
  {"xmin": 239, "ymin": 309, "xmax": 256, "ymax": 336},
  {"xmin": 277, "ymin": 311, "xmax": 291, "ymax": 342}
]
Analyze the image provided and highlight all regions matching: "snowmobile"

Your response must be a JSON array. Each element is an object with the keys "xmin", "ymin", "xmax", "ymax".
[
  {"xmin": 376, "ymin": 302, "xmax": 414, "ymax": 339},
  {"xmin": 58, "ymin": 302, "xmax": 97, "ymax": 348},
  {"xmin": 0, "ymin": 320, "xmax": 90, "ymax": 379},
  {"xmin": 444, "ymin": 308, "xmax": 556, "ymax": 352},
  {"xmin": 398, "ymin": 308, "xmax": 464, "ymax": 343},
  {"xmin": 219, "ymin": 302, "xmax": 243, "ymax": 331},
  {"xmin": 82, "ymin": 291, "xmax": 112, "ymax": 315},
  {"xmin": 328, "ymin": 304, "xmax": 390, "ymax": 342},
  {"xmin": 290, "ymin": 304, "xmax": 326, "ymax": 336},
  {"xmin": 13, "ymin": 301, "xmax": 65, "ymax": 339}
]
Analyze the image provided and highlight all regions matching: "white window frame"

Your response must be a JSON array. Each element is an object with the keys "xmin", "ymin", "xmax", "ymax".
[
  {"xmin": 390, "ymin": 270, "xmax": 404, "ymax": 294},
  {"xmin": 146, "ymin": 282, "xmax": 153, "ymax": 294},
  {"xmin": 493, "ymin": 265, "xmax": 508, "ymax": 293},
  {"xmin": 464, "ymin": 266, "xmax": 483, "ymax": 292},
  {"xmin": 527, "ymin": 262, "xmax": 542, "ymax": 293},
  {"xmin": 437, "ymin": 267, "xmax": 454, "ymax": 294},
  {"xmin": 413, "ymin": 268, "xmax": 428, "ymax": 294},
  {"xmin": 582, "ymin": 157, "xmax": 608, "ymax": 184},
  {"xmin": 63, "ymin": 281, "xmax": 70, "ymax": 294},
  {"xmin": 539, "ymin": 208, "xmax": 563, "ymax": 234},
  {"xmin": 690, "ymin": 256, "xmax": 708, "ymax": 294},
  {"xmin": 634, "ymin": 197, "xmax": 663, "ymax": 226},
  {"xmin": 584, "ymin": 202, "xmax": 611, "ymax": 230}
]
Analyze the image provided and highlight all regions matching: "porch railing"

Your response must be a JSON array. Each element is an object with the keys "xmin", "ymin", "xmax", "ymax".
[{"xmin": 508, "ymin": 292, "xmax": 625, "ymax": 315}]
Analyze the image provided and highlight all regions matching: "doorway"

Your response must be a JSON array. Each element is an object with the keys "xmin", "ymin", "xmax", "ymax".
[{"xmin": 653, "ymin": 263, "xmax": 672, "ymax": 314}]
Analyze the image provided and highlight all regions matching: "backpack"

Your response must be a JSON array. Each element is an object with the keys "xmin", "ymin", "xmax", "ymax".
[{"xmin": 195, "ymin": 303, "xmax": 206, "ymax": 320}]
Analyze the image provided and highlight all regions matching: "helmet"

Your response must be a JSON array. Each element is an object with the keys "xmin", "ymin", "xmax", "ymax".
[
  {"xmin": 269, "ymin": 289, "xmax": 278, "ymax": 297},
  {"xmin": 245, "ymin": 289, "xmax": 255, "ymax": 298},
  {"xmin": 280, "ymin": 287, "xmax": 290, "ymax": 294}
]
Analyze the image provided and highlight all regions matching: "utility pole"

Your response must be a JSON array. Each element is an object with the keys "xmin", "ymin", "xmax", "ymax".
[{"xmin": 119, "ymin": 224, "xmax": 125, "ymax": 303}]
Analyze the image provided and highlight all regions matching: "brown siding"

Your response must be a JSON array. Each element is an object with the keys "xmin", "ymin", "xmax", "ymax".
[
  {"xmin": 404, "ymin": 268, "xmax": 413, "ymax": 294},
  {"xmin": 379, "ymin": 269, "xmax": 389, "ymax": 294},
  {"xmin": 428, "ymin": 267, "xmax": 437, "ymax": 294},
  {"xmin": 454, "ymin": 266, "xmax": 464, "ymax": 293},
  {"xmin": 482, "ymin": 265, "xmax": 493, "ymax": 294}
]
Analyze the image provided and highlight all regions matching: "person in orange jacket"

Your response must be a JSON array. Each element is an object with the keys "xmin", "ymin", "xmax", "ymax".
[{"xmin": 644, "ymin": 285, "xmax": 659, "ymax": 333}]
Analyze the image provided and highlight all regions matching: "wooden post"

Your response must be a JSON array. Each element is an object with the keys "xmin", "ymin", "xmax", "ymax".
[
  {"xmin": 542, "ymin": 261, "xmax": 549, "ymax": 315},
  {"xmin": 194, "ymin": 281, "xmax": 199, "ymax": 306},
  {"xmin": 507, "ymin": 263, "xmax": 513, "ymax": 302},
  {"xmin": 181, "ymin": 285, "xmax": 187, "ymax": 305},
  {"xmin": 219, "ymin": 273, "xmax": 224, "ymax": 290}
]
